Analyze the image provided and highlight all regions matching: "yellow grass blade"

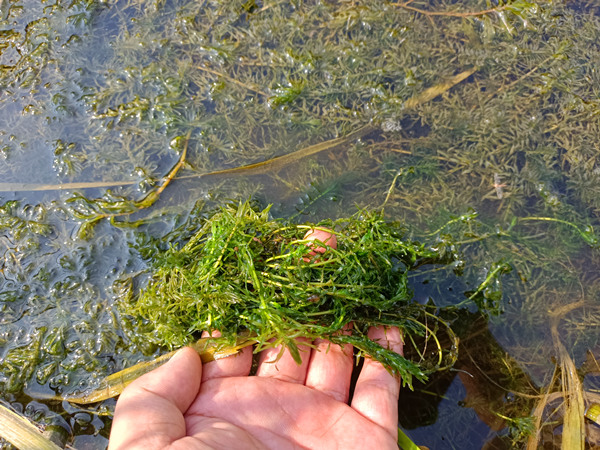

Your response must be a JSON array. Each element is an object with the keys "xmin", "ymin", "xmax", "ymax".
[
  {"xmin": 61, "ymin": 334, "xmax": 256, "ymax": 404},
  {"xmin": 551, "ymin": 302, "xmax": 585, "ymax": 450},
  {"xmin": 2, "ymin": 68, "xmax": 477, "ymax": 193},
  {"xmin": 556, "ymin": 339, "xmax": 585, "ymax": 450},
  {"xmin": 527, "ymin": 367, "xmax": 559, "ymax": 450},
  {"xmin": 552, "ymin": 307, "xmax": 585, "ymax": 450},
  {"xmin": 528, "ymin": 300, "xmax": 586, "ymax": 450},
  {"xmin": 193, "ymin": 68, "xmax": 477, "ymax": 178},
  {"xmin": 197, "ymin": 124, "xmax": 376, "ymax": 178},
  {"xmin": 0, "ymin": 180, "xmax": 136, "ymax": 192},
  {"xmin": 403, "ymin": 68, "xmax": 477, "ymax": 109},
  {"xmin": 0, "ymin": 403, "xmax": 62, "ymax": 450}
]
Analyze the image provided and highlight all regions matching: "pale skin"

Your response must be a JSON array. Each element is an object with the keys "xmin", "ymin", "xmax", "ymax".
[{"xmin": 108, "ymin": 326, "xmax": 403, "ymax": 450}]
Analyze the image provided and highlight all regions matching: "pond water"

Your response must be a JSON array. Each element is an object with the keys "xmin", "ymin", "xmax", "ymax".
[{"xmin": 1, "ymin": 0, "xmax": 600, "ymax": 448}]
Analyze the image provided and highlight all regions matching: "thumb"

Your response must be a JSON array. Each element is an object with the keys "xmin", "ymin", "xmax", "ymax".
[{"xmin": 108, "ymin": 347, "xmax": 203, "ymax": 449}]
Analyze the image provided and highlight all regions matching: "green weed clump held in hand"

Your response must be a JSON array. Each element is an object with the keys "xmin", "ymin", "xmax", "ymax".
[{"xmin": 125, "ymin": 202, "xmax": 452, "ymax": 387}]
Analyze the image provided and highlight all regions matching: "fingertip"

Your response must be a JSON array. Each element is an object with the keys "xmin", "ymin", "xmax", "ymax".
[
  {"xmin": 199, "ymin": 330, "xmax": 253, "ymax": 381},
  {"xmin": 351, "ymin": 326, "xmax": 403, "ymax": 436},
  {"xmin": 302, "ymin": 228, "xmax": 337, "ymax": 262},
  {"xmin": 368, "ymin": 325, "xmax": 403, "ymax": 356},
  {"xmin": 202, "ymin": 345, "xmax": 253, "ymax": 381},
  {"xmin": 303, "ymin": 228, "xmax": 338, "ymax": 250},
  {"xmin": 256, "ymin": 338, "xmax": 312, "ymax": 384},
  {"xmin": 305, "ymin": 338, "xmax": 354, "ymax": 403}
]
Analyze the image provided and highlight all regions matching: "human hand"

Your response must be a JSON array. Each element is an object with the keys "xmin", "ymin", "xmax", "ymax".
[{"xmin": 108, "ymin": 326, "xmax": 403, "ymax": 449}]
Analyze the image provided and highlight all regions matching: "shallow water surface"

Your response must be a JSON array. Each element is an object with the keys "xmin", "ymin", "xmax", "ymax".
[{"xmin": 1, "ymin": 0, "xmax": 600, "ymax": 448}]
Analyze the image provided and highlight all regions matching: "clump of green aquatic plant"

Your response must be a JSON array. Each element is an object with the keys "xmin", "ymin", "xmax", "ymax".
[{"xmin": 123, "ymin": 201, "xmax": 458, "ymax": 387}]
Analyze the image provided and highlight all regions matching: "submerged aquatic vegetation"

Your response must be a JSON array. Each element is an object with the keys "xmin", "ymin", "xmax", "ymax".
[
  {"xmin": 123, "ymin": 201, "xmax": 458, "ymax": 387},
  {"xmin": 2, "ymin": 0, "xmax": 600, "ymax": 447}
]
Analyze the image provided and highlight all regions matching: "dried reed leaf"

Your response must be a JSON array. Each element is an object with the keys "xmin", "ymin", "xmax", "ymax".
[
  {"xmin": 1, "ymin": 69, "xmax": 476, "ymax": 194},
  {"xmin": 0, "ymin": 403, "xmax": 61, "ymax": 450},
  {"xmin": 555, "ymin": 338, "xmax": 585, "ymax": 450},
  {"xmin": 403, "ymin": 68, "xmax": 477, "ymax": 109},
  {"xmin": 197, "ymin": 124, "xmax": 376, "ymax": 178},
  {"xmin": 528, "ymin": 300, "xmax": 587, "ymax": 449},
  {"xmin": 61, "ymin": 334, "xmax": 255, "ymax": 404},
  {"xmin": 0, "ymin": 180, "xmax": 136, "ymax": 192},
  {"xmin": 527, "ymin": 368, "xmax": 560, "ymax": 450}
]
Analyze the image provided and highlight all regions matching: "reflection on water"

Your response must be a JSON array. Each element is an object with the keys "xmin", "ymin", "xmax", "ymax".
[{"xmin": 2, "ymin": 0, "xmax": 600, "ymax": 448}]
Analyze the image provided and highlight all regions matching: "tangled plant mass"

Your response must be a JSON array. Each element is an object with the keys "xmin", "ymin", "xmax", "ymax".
[{"xmin": 123, "ymin": 202, "xmax": 463, "ymax": 388}]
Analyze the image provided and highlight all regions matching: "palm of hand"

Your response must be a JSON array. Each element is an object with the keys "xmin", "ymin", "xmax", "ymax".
[
  {"xmin": 184, "ymin": 376, "xmax": 397, "ymax": 449},
  {"xmin": 109, "ymin": 327, "xmax": 402, "ymax": 450}
]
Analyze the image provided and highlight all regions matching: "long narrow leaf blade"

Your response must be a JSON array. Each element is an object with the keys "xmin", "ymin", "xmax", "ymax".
[
  {"xmin": 61, "ymin": 335, "xmax": 256, "ymax": 404},
  {"xmin": 0, "ymin": 404, "xmax": 62, "ymax": 450}
]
